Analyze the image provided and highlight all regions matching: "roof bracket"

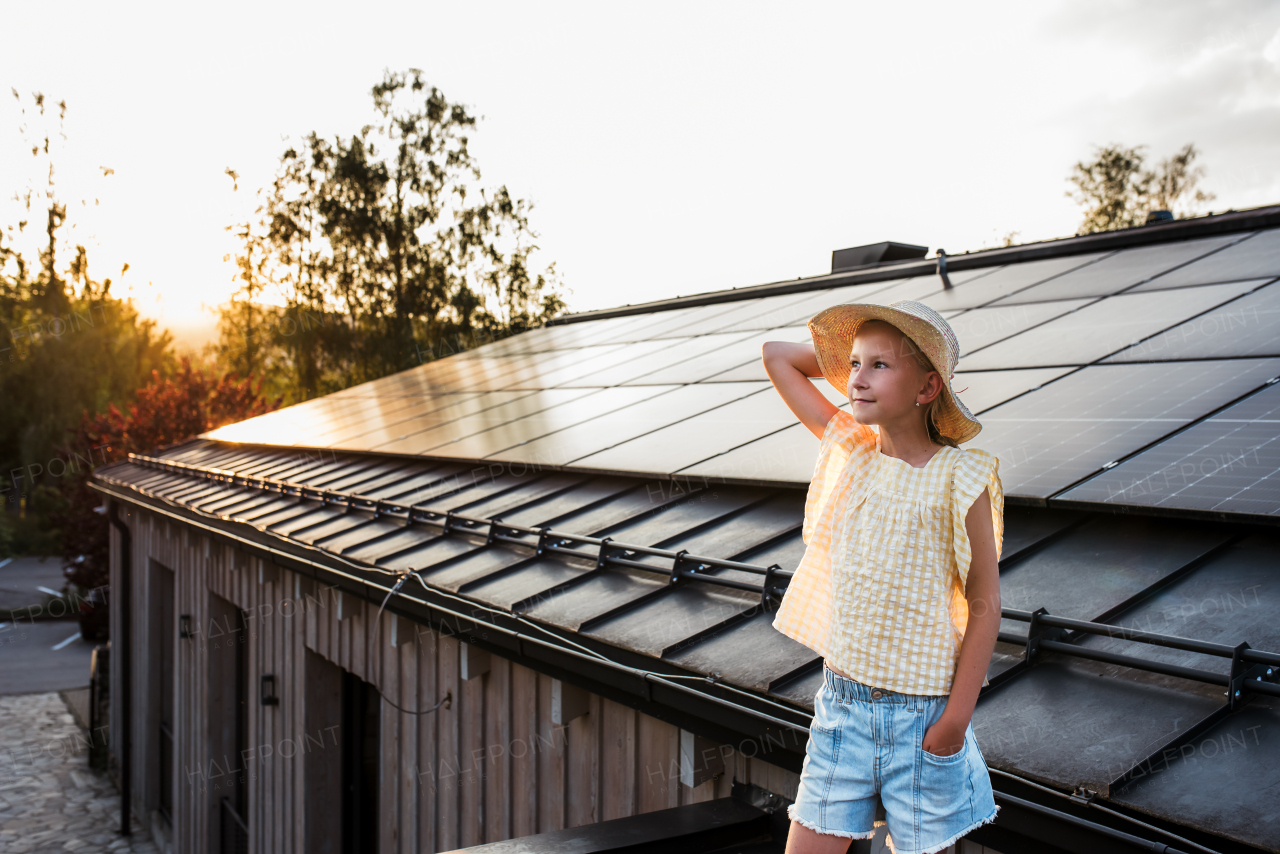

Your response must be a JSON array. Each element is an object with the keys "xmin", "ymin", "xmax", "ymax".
[
  {"xmin": 595, "ymin": 537, "xmax": 615, "ymax": 571},
  {"xmin": 761, "ymin": 564, "xmax": 783, "ymax": 609},
  {"xmin": 485, "ymin": 517, "xmax": 505, "ymax": 547},
  {"xmin": 670, "ymin": 550, "xmax": 691, "ymax": 586},
  {"xmin": 1228, "ymin": 641, "xmax": 1270, "ymax": 711},
  {"xmin": 1024, "ymin": 607, "xmax": 1066, "ymax": 666}
]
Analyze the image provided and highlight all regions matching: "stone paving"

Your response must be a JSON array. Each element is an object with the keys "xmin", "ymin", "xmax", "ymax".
[{"xmin": 0, "ymin": 692, "xmax": 159, "ymax": 853}]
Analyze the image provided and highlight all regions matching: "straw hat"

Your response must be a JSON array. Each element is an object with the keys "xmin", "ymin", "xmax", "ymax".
[{"xmin": 808, "ymin": 299, "xmax": 981, "ymax": 444}]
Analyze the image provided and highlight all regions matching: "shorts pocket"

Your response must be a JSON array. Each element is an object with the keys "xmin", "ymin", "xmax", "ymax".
[
  {"xmin": 921, "ymin": 738, "xmax": 969, "ymax": 765},
  {"xmin": 917, "ymin": 731, "xmax": 977, "ymax": 825}
]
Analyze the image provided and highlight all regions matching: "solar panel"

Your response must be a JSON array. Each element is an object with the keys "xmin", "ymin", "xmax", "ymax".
[
  {"xmin": 428, "ymin": 385, "xmax": 678, "ymax": 459},
  {"xmin": 328, "ymin": 391, "xmax": 540, "ymax": 450},
  {"xmin": 544, "ymin": 313, "xmax": 660, "ymax": 349},
  {"xmin": 677, "ymin": 420, "xmax": 825, "ymax": 484},
  {"xmin": 1058, "ymin": 381, "xmax": 1280, "ymax": 517},
  {"xmin": 205, "ymin": 395, "xmax": 381, "ymax": 445},
  {"xmin": 958, "ymin": 280, "xmax": 1260, "ymax": 370},
  {"xmin": 857, "ymin": 275, "xmax": 947, "ymax": 305},
  {"xmin": 606, "ymin": 306, "xmax": 707, "ymax": 342},
  {"xmin": 951, "ymin": 367, "xmax": 1075, "ymax": 414},
  {"xmin": 574, "ymin": 382, "xmax": 847, "ymax": 475},
  {"xmin": 989, "ymin": 233, "xmax": 1246, "ymax": 304},
  {"xmin": 466, "ymin": 343, "xmax": 627, "ymax": 389},
  {"xmin": 294, "ymin": 394, "xmax": 485, "ymax": 448},
  {"xmin": 487, "ymin": 382, "xmax": 767, "ymax": 466},
  {"xmin": 1103, "ymin": 280, "xmax": 1280, "ymax": 362},
  {"xmin": 368, "ymin": 387, "xmax": 600, "ymax": 455},
  {"xmin": 501, "ymin": 338, "xmax": 675, "ymax": 388},
  {"xmin": 646, "ymin": 302, "xmax": 767, "ymax": 339},
  {"xmin": 720, "ymin": 282, "xmax": 900, "ymax": 332},
  {"xmin": 698, "ymin": 327, "xmax": 812, "ymax": 382},
  {"xmin": 631, "ymin": 329, "xmax": 799, "ymax": 385},
  {"xmin": 679, "ymin": 369, "xmax": 1071, "ymax": 484},
  {"xmin": 945, "ymin": 300, "xmax": 1093, "ymax": 355},
  {"xmin": 287, "ymin": 395, "xmax": 478, "ymax": 446},
  {"xmin": 1133, "ymin": 228, "xmax": 1280, "ymax": 289},
  {"xmin": 923, "ymin": 252, "xmax": 1110, "ymax": 312},
  {"xmin": 666, "ymin": 292, "xmax": 821, "ymax": 336},
  {"xmin": 968, "ymin": 359, "xmax": 1280, "ymax": 498},
  {"xmin": 561, "ymin": 332, "xmax": 758, "ymax": 386}
]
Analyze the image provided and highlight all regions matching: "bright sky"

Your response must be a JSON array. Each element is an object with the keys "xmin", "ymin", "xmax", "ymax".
[{"xmin": 3, "ymin": 1, "xmax": 1280, "ymax": 349}]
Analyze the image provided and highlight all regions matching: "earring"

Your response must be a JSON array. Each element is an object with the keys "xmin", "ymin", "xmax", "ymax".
[{"xmin": 915, "ymin": 401, "xmax": 921, "ymax": 407}]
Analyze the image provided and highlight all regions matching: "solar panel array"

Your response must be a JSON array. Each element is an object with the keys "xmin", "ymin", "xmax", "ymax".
[
  {"xmin": 1059, "ymin": 381, "xmax": 1280, "ymax": 517},
  {"xmin": 206, "ymin": 225, "xmax": 1280, "ymax": 516}
]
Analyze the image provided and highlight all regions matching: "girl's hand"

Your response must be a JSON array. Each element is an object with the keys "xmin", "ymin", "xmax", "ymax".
[
  {"xmin": 922, "ymin": 715, "xmax": 968, "ymax": 757},
  {"xmin": 762, "ymin": 340, "xmax": 838, "ymax": 438}
]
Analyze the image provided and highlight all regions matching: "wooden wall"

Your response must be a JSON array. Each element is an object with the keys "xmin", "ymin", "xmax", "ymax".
[{"xmin": 111, "ymin": 506, "xmax": 801, "ymax": 854}]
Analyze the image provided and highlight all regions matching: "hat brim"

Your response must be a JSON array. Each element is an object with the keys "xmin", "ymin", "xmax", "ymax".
[{"xmin": 808, "ymin": 303, "xmax": 982, "ymax": 444}]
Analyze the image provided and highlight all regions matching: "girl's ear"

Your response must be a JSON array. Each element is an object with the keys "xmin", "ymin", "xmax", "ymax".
[{"xmin": 919, "ymin": 370, "xmax": 945, "ymax": 404}]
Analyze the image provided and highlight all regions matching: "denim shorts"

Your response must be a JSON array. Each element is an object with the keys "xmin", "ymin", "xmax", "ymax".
[{"xmin": 789, "ymin": 666, "xmax": 999, "ymax": 854}]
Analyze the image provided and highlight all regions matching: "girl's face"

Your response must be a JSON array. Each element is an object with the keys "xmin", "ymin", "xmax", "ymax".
[{"xmin": 846, "ymin": 322, "xmax": 938, "ymax": 428}]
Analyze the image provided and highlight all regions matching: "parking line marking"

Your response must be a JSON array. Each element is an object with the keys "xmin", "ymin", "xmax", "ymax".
[{"xmin": 52, "ymin": 633, "xmax": 80, "ymax": 651}]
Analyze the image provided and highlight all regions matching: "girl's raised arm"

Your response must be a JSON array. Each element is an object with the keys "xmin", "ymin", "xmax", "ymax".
[{"xmin": 762, "ymin": 340, "xmax": 840, "ymax": 439}]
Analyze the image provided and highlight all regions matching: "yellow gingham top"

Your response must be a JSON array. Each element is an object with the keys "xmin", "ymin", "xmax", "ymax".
[{"xmin": 773, "ymin": 410, "xmax": 1004, "ymax": 695}]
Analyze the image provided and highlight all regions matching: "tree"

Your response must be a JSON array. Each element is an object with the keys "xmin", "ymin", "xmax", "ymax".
[
  {"xmin": 1, "ymin": 91, "xmax": 173, "ymax": 554},
  {"xmin": 1067, "ymin": 143, "xmax": 1215, "ymax": 234},
  {"xmin": 217, "ymin": 69, "xmax": 566, "ymax": 404},
  {"xmin": 56, "ymin": 357, "xmax": 278, "ymax": 593}
]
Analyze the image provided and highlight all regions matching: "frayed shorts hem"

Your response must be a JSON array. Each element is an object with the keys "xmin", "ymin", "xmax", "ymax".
[
  {"xmin": 897, "ymin": 804, "xmax": 1001, "ymax": 854},
  {"xmin": 787, "ymin": 805, "xmax": 878, "ymax": 840}
]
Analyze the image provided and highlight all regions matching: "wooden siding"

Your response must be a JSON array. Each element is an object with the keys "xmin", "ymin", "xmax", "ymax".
[{"xmin": 112, "ymin": 507, "xmax": 801, "ymax": 854}]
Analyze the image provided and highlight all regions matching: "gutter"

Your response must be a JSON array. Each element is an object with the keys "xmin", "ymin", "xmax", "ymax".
[{"xmin": 107, "ymin": 501, "xmax": 132, "ymax": 836}]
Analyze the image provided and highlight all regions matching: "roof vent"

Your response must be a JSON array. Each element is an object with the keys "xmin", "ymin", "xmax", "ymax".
[
  {"xmin": 1145, "ymin": 210, "xmax": 1174, "ymax": 225},
  {"xmin": 831, "ymin": 241, "xmax": 929, "ymax": 273}
]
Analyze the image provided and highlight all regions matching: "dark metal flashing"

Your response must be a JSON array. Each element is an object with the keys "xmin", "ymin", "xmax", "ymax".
[
  {"xmin": 550, "ymin": 205, "xmax": 1280, "ymax": 325},
  {"xmin": 90, "ymin": 479, "xmax": 816, "ymax": 774}
]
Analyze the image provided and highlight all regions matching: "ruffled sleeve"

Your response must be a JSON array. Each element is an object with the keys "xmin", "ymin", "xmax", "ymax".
[
  {"xmin": 803, "ymin": 410, "xmax": 875, "ymax": 544},
  {"xmin": 950, "ymin": 448, "xmax": 1004, "ymax": 591}
]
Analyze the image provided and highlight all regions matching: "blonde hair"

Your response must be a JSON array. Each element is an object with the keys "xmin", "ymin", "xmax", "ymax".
[{"xmin": 858, "ymin": 320, "xmax": 959, "ymax": 449}]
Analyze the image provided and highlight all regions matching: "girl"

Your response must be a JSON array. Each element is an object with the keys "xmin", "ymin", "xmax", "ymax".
[{"xmin": 762, "ymin": 300, "xmax": 1003, "ymax": 854}]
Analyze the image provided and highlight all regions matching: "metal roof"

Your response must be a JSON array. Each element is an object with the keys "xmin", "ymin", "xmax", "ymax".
[{"xmin": 96, "ymin": 209, "xmax": 1280, "ymax": 853}]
